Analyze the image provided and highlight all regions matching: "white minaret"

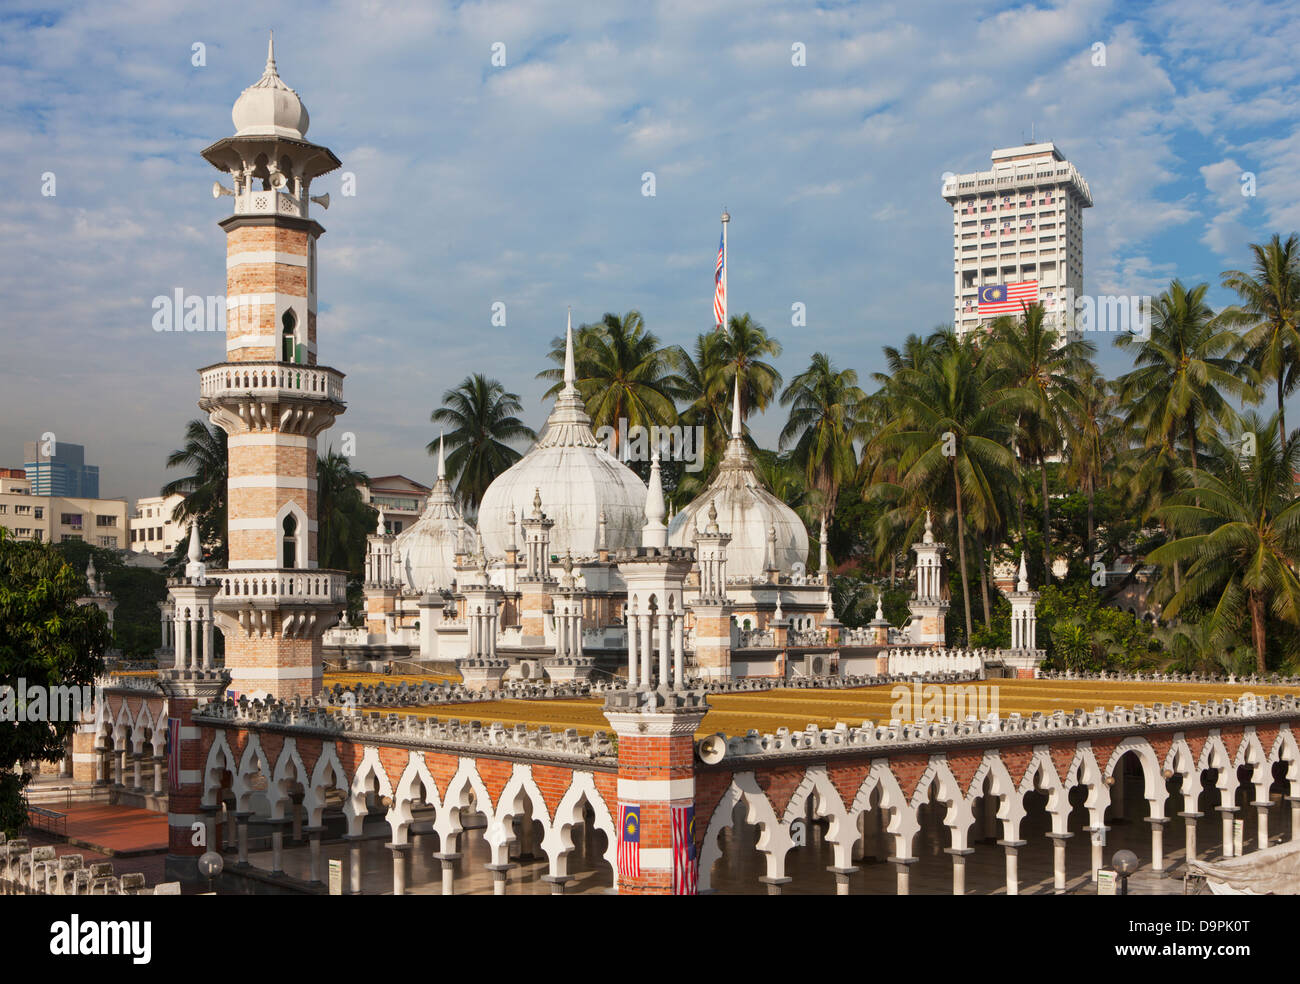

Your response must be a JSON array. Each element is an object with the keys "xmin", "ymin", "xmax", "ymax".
[{"xmin": 1009, "ymin": 554, "xmax": 1039, "ymax": 651}]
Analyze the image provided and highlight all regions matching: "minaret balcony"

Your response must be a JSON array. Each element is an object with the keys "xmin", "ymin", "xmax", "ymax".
[
  {"xmin": 199, "ymin": 361, "xmax": 345, "ymax": 433},
  {"xmin": 210, "ymin": 568, "xmax": 348, "ymax": 608}
]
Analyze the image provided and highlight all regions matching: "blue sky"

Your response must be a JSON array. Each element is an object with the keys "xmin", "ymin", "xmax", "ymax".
[{"xmin": 1, "ymin": 0, "xmax": 1297, "ymax": 501}]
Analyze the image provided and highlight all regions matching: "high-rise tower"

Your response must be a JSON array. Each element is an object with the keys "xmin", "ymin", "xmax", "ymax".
[
  {"xmin": 942, "ymin": 142, "xmax": 1091, "ymax": 335},
  {"xmin": 197, "ymin": 36, "xmax": 347, "ymax": 698}
]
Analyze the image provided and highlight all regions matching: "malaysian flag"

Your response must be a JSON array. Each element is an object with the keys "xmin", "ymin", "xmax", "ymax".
[
  {"xmin": 672, "ymin": 804, "xmax": 698, "ymax": 895},
  {"xmin": 618, "ymin": 804, "xmax": 640, "ymax": 880},
  {"xmin": 167, "ymin": 717, "xmax": 181, "ymax": 791},
  {"xmin": 713, "ymin": 228, "xmax": 726, "ymax": 329},
  {"xmin": 978, "ymin": 281, "xmax": 1039, "ymax": 315}
]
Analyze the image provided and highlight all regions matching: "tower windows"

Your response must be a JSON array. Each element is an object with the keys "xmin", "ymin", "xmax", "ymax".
[{"xmin": 282, "ymin": 514, "xmax": 298, "ymax": 568}]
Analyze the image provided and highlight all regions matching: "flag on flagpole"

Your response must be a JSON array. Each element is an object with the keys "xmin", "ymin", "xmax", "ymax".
[
  {"xmin": 618, "ymin": 804, "xmax": 641, "ymax": 880},
  {"xmin": 167, "ymin": 717, "xmax": 182, "ymax": 792},
  {"xmin": 672, "ymin": 804, "xmax": 698, "ymax": 894},
  {"xmin": 713, "ymin": 227, "xmax": 727, "ymax": 329}
]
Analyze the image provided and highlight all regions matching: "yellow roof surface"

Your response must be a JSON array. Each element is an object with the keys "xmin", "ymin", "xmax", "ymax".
[{"xmin": 329, "ymin": 677, "xmax": 1298, "ymax": 739}]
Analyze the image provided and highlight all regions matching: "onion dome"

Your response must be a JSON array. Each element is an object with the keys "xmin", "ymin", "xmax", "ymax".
[
  {"xmin": 393, "ymin": 435, "xmax": 474, "ymax": 593},
  {"xmin": 668, "ymin": 379, "xmax": 809, "ymax": 577},
  {"xmin": 231, "ymin": 33, "xmax": 310, "ymax": 140},
  {"xmin": 476, "ymin": 312, "xmax": 648, "ymax": 558}
]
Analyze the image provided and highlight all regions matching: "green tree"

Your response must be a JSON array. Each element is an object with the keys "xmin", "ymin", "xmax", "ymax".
[
  {"xmin": 1221, "ymin": 233, "xmax": 1300, "ymax": 447},
  {"xmin": 779, "ymin": 352, "xmax": 867, "ymax": 572},
  {"xmin": 430, "ymin": 374, "xmax": 536, "ymax": 513},
  {"xmin": 1147, "ymin": 412, "xmax": 1300, "ymax": 674},
  {"xmin": 0, "ymin": 528, "xmax": 112, "ymax": 834},
  {"xmin": 1059, "ymin": 363, "xmax": 1119, "ymax": 566},
  {"xmin": 317, "ymin": 450, "xmax": 376, "ymax": 576},
  {"xmin": 161, "ymin": 419, "xmax": 228, "ymax": 566},
  {"xmin": 1115, "ymin": 279, "xmax": 1254, "ymax": 473},
  {"xmin": 876, "ymin": 331, "xmax": 1027, "ymax": 640},
  {"xmin": 988, "ymin": 302, "xmax": 1095, "ymax": 580},
  {"xmin": 717, "ymin": 313, "xmax": 783, "ymax": 424}
]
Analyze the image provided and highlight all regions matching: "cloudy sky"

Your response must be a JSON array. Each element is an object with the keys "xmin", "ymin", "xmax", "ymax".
[{"xmin": 2, "ymin": 0, "xmax": 1297, "ymax": 501}]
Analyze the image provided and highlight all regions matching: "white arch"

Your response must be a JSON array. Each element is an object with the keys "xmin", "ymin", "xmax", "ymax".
[
  {"xmin": 544, "ymin": 771, "xmax": 619, "ymax": 882},
  {"xmin": 344, "ymin": 745, "xmax": 395, "ymax": 838},
  {"xmin": 200, "ymin": 730, "xmax": 237, "ymax": 809},
  {"xmin": 305, "ymin": 742, "xmax": 350, "ymax": 827},
  {"xmin": 698, "ymin": 772, "xmax": 792, "ymax": 891}
]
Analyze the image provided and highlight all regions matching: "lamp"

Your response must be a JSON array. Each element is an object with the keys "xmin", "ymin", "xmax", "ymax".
[{"xmin": 1111, "ymin": 848, "xmax": 1139, "ymax": 895}]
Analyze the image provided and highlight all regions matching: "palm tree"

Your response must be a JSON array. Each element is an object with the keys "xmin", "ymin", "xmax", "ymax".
[
  {"xmin": 676, "ymin": 330, "xmax": 732, "ymax": 465},
  {"xmin": 161, "ymin": 419, "xmax": 228, "ymax": 564},
  {"xmin": 1221, "ymin": 233, "xmax": 1300, "ymax": 446},
  {"xmin": 430, "ymin": 375, "xmax": 536, "ymax": 513},
  {"xmin": 317, "ymin": 450, "xmax": 375, "ymax": 575},
  {"xmin": 718, "ymin": 313, "xmax": 783, "ymax": 423},
  {"xmin": 1059, "ymin": 364, "xmax": 1119, "ymax": 567},
  {"xmin": 877, "ymin": 331, "xmax": 1028, "ymax": 640},
  {"xmin": 1115, "ymin": 279, "xmax": 1255, "ymax": 473},
  {"xmin": 1147, "ymin": 412, "xmax": 1300, "ymax": 674},
  {"xmin": 778, "ymin": 353, "xmax": 867, "ymax": 572},
  {"xmin": 538, "ymin": 311, "xmax": 686, "ymax": 455},
  {"xmin": 988, "ymin": 302, "xmax": 1095, "ymax": 580}
]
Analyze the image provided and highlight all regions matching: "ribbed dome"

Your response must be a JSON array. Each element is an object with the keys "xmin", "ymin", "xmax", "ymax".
[
  {"xmin": 393, "ymin": 438, "xmax": 473, "ymax": 593},
  {"xmin": 232, "ymin": 34, "xmax": 310, "ymax": 139},
  {"xmin": 477, "ymin": 315, "xmax": 648, "ymax": 558},
  {"xmin": 668, "ymin": 382, "xmax": 809, "ymax": 577}
]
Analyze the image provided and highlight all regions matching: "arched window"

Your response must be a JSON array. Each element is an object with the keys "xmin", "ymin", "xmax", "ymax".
[
  {"xmin": 281, "ymin": 309, "xmax": 298, "ymax": 364},
  {"xmin": 282, "ymin": 514, "xmax": 298, "ymax": 569}
]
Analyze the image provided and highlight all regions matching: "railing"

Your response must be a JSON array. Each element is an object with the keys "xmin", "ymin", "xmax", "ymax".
[
  {"xmin": 213, "ymin": 569, "xmax": 348, "ymax": 605},
  {"xmin": 237, "ymin": 189, "xmax": 305, "ymax": 218},
  {"xmin": 736, "ymin": 629, "xmax": 775, "ymax": 648},
  {"xmin": 789, "ymin": 628, "xmax": 829, "ymax": 647},
  {"xmin": 0, "ymin": 836, "xmax": 157, "ymax": 895},
  {"xmin": 199, "ymin": 362, "xmax": 344, "ymax": 402}
]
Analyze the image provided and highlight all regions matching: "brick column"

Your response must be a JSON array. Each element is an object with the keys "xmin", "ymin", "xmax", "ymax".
[
  {"xmin": 158, "ymin": 667, "xmax": 231, "ymax": 884},
  {"xmin": 604, "ymin": 689, "xmax": 709, "ymax": 895}
]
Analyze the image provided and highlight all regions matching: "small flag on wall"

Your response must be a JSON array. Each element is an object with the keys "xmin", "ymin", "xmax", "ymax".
[
  {"xmin": 618, "ymin": 804, "xmax": 641, "ymax": 880},
  {"xmin": 978, "ymin": 280, "xmax": 1039, "ymax": 314},
  {"xmin": 672, "ymin": 804, "xmax": 698, "ymax": 895}
]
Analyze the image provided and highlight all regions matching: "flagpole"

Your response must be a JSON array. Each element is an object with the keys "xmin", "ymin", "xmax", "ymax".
[{"xmin": 720, "ymin": 208, "xmax": 729, "ymax": 331}]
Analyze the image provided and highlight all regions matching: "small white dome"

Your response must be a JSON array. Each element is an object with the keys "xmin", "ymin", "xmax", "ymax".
[
  {"xmin": 477, "ymin": 315, "xmax": 647, "ymax": 558},
  {"xmin": 668, "ymin": 383, "xmax": 808, "ymax": 577},
  {"xmin": 232, "ymin": 35, "xmax": 309, "ymax": 139},
  {"xmin": 393, "ymin": 438, "xmax": 473, "ymax": 593}
]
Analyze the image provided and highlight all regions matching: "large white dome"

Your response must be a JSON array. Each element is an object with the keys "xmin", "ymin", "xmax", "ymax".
[
  {"xmin": 232, "ymin": 35, "xmax": 310, "ymax": 140},
  {"xmin": 668, "ymin": 384, "xmax": 809, "ymax": 577},
  {"xmin": 477, "ymin": 318, "xmax": 648, "ymax": 558},
  {"xmin": 392, "ymin": 438, "xmax": 472, "ymax": 594}
]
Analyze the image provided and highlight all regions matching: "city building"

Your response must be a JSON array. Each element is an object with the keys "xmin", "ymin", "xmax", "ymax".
[
  {"xmin": 129, "ymin": 493, "xmax": 188, "ymax": 556},
  {"xmin": 942, "ymin": 142, "xmax": 1092, "ymax": 334},
  {"xmin": 22, "ymin": 439, "xmax": 100, "ymax": 498},
  {"xmin": 360, "ymin": 475, "xmax": 429, "ymax": 536},
  {"xmin": 0, "ymin": 470, "xmax": 128, "ymax": 547}
]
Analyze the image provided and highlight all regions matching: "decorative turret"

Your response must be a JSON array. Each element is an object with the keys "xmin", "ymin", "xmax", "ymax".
[{"xmin": 906, "ymin": 508, "xmax": 949, "ymax": 646}]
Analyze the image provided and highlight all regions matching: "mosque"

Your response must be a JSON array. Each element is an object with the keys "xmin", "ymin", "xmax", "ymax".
[{"xmin": 23, "ymin": 38, "xmax": 1300, "ymax": 901}]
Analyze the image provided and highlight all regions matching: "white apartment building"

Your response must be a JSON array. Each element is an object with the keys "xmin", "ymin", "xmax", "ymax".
[
  {"xmin": 361, "ymin": 475, "xmax": 430, "ymax": 536},
  {"xmin": 0, "ymin": 471, "xmax": 129, "ymax": 547},
  {"xmin": 129, "ymin": 493, "xmax": 188, "ymax": 556},
  {"xmin": 942, "ymin": 142, "xmax": 1092, "ymax": 334}
]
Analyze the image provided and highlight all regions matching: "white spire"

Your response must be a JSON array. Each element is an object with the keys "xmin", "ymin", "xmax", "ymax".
[
  {"xmin": 185, "ymin": 522, "xmax": 206, "ymax": 581},
  {"xmin": 643, "ymin": 444, "xmax": 668, "ymax": 548},
  {"xmin": 376, "ymin": 506, "xmax": 386, "ymax": 536},
  {"xmin": 436, "ymin": 431, "xmax": 446, "ymax": 481},
  {"xmin": 1017, "ymin": 553, "xmax": 1029, "ymax": 593},
  {"xmin": 266, "ymin": 30, "xmax": 277, "ymax": 75},
  {"xmin": 923, "ymin": 508, "xmax": 935, "ymax": 545},
  {"xmin": 563, "ymin": 307, "xmax": 576, "ymax": 394},
  {"xmin": 875, "ymin": 591, "xmax": 885, "ymax": 621},
  {"xmin": 730, "ymin": 376, "xmax": 742, "ymax": 440}
]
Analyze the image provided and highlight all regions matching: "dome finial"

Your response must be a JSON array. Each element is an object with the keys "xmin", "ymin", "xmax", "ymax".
[
  {"xmin": 563, "ymin": 308, "xmax": 577, "ymax": 394},
  {"xmin": 923, "ymin": 508, "xmax": 935, "ymax": 545},
  {"xmin": 731, "ymin": 375, "xmax": 742, "ymax": 440},
  {"xmin": 376, "ymin": 506, "xmax": 386, "ymax": 535},
  {"xmin": 437, "ymin": 431, "xmax": 446, "ymax": 482},
  {"xmin": 1017, "ymin": 552, "xmax": 1029, "ymax": 592},
  {"xmin": 266, "ymin": 30, "xmax": 277, "ymax": 75}
]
